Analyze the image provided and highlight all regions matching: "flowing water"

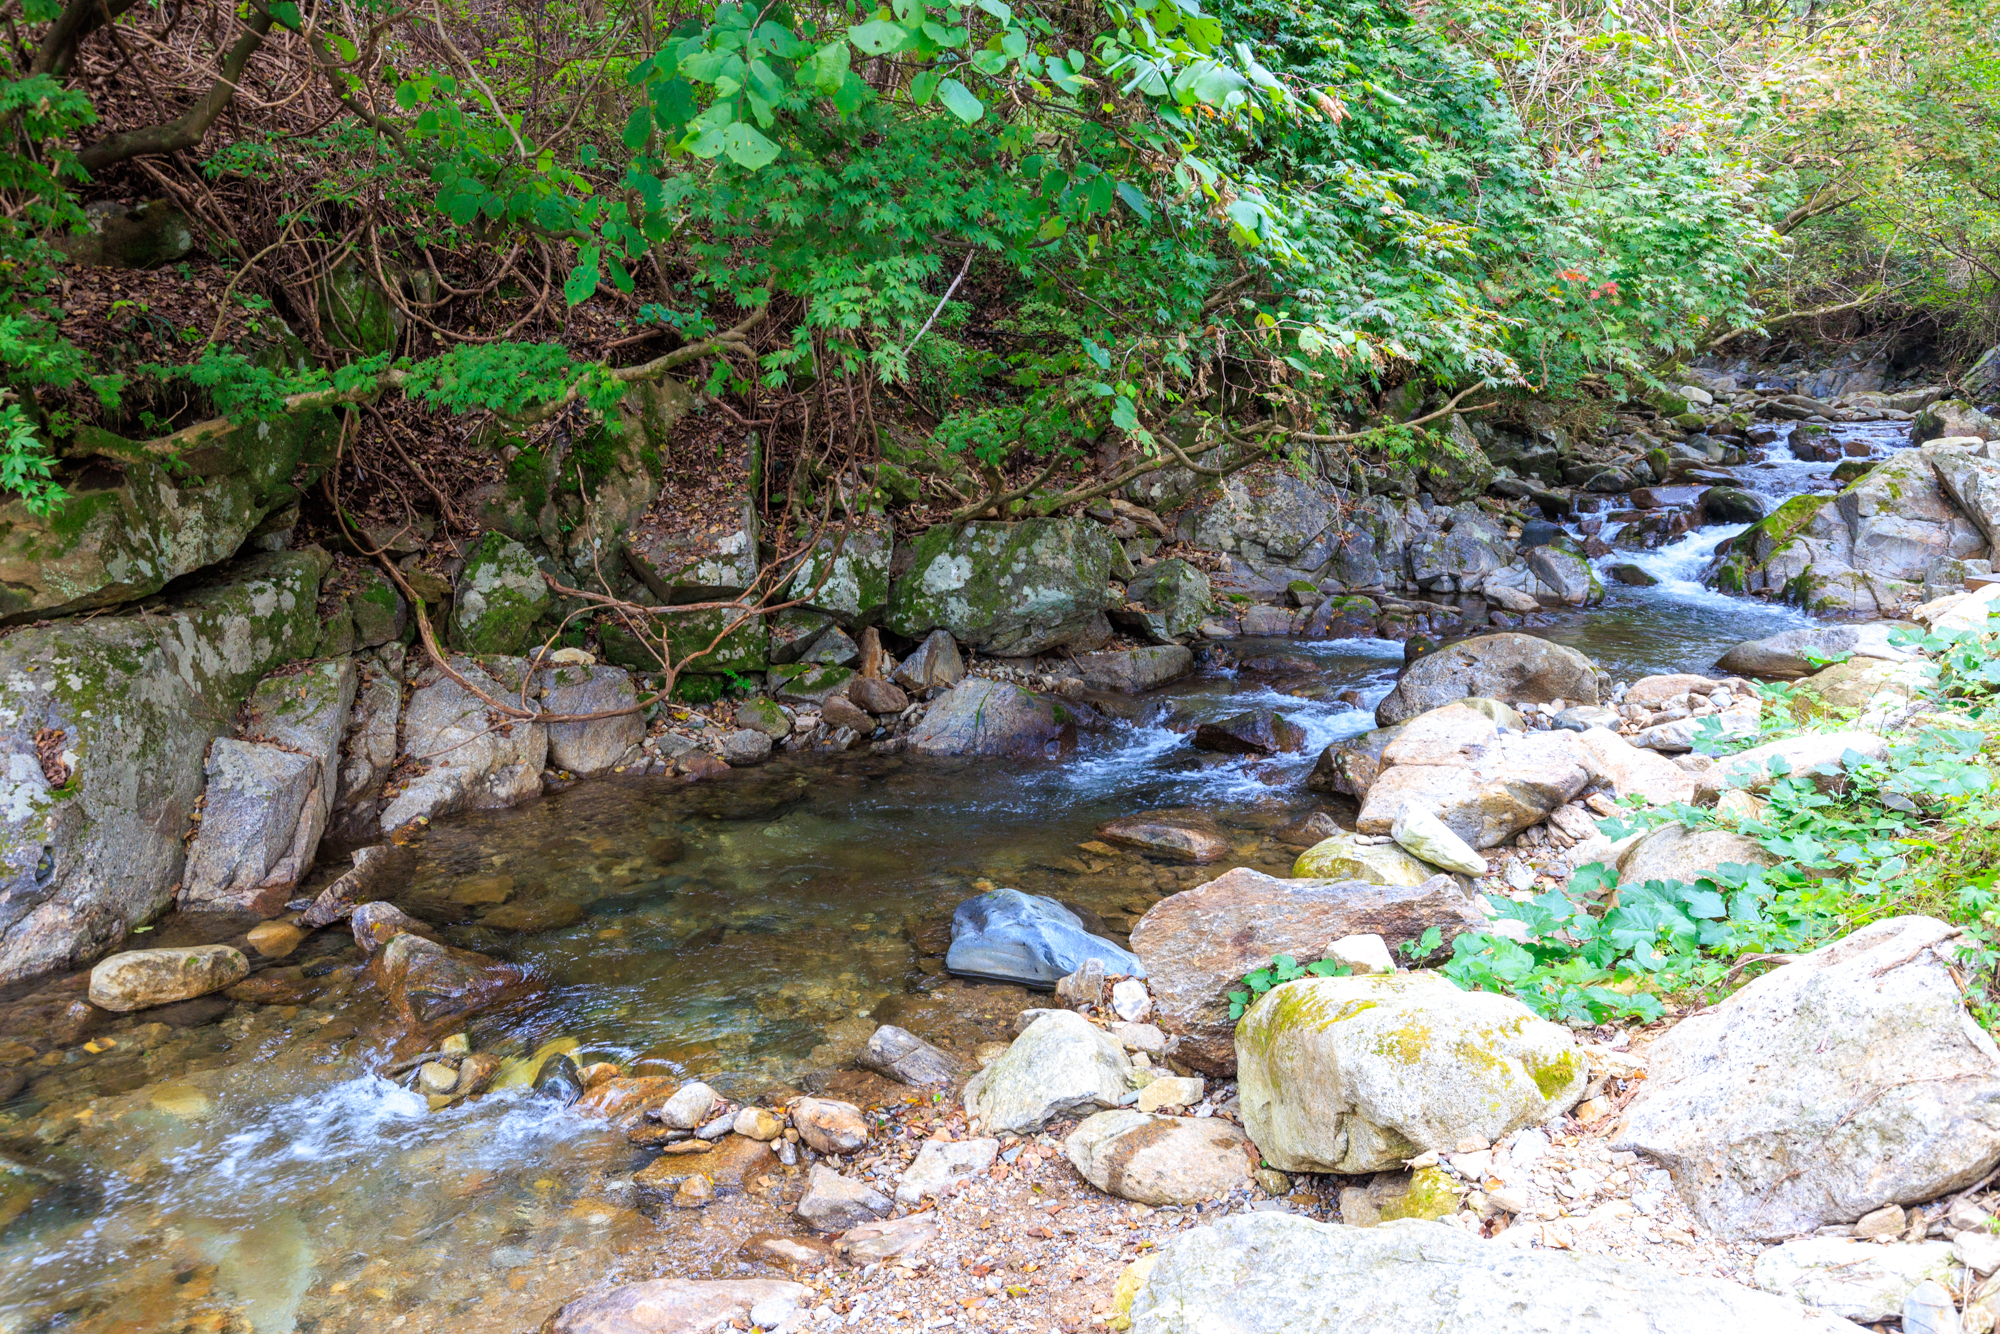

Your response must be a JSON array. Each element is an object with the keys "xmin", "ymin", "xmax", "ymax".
[{"xmin": 0, "ymin": 415, "xmax": 1909, "ymax": 1333}]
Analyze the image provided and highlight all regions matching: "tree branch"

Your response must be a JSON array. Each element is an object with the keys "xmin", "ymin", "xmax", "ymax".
[{"xmin": 75, "ymin": 3, "xmax": 275, "ymax": 171}]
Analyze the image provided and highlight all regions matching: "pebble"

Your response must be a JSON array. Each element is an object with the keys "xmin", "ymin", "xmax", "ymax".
[{"xmin": 659, "ymin": 1081, "xmax": 719, "ymax": 1129}]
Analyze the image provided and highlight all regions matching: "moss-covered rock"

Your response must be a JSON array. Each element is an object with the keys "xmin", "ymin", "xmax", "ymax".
[
  {"xmin": 886, "ymin": 519, "xmax": 1118, "ymax": 655},
  {"xmin": 1235, "ymin": 971, "xmax": 1586, "ymax": 1173},
  {"xmin": 318, "ymin": 259, "xmax": 402, "ymax": 356},
  {"xmin": 0, "ymin": 550, "xmax": 330, "ymax": 984},
  {"xmin": 449, "ymin": 533, "xmax": 551, "ymax": 655},
  {"xmin": 1120, "ymin": 558, "xmax": 1211, "ymax": 640},
  {"xmin": 786, "ymin": 520, "xmax": 893, "ymax": 627},
  {"xmin": 1292, "ymin": 833, "xmax": 1436, "ymax": 886}
]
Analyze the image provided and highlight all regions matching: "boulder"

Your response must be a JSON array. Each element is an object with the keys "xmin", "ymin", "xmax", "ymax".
[
  {"xmin": 1123, "ymin": 1213, "xmax": 1867, "ymax": 1334},
  {"xmin": 790, "ymin": 1097, "xmax": 870, "ymax": 1155},
  {"xmin": 1375, "ymin": 634, "xmax": 1604, "ymax": 726},
  {"xmin": 718, "ymin": 728, "xmax": 773, "ymax": 766},
  {"xmin": 904, "ymin": 678, "xmax": 1074, "ymax": 758},
  {"xmin": 1625, "ymin": 673, "xmax": 1727, "ymax": 708},
  {"xmin": 330, "ymin": 649, "xmax": 404, "ymax": 843},
  {"xmin": 858, "ymin": 1025, "xmax": 961, "ymax": 1088},
  {"xmin": 785, "ymin": 521, "xmax": 893, "ymax": 626},
  {"xmin": 1236, "ymin": 972, "xmax": 1585, "ymax": 1173},
  {"xmin": 1693, "ymin": 731, "xmax": 1889, "ymax": 803},
  {"xmin": 1291, "ymin": 834, "xmax": 1435, "ymax": 886},
  {"xmin": 1180, "ymin": 466, "xmax": 1336, "ymax": 569},
  {"xmin": 1797, "ymin": 658, "xmax": 1919, "ymax": 710},
  {"xmin": 378, "ymin": 657, "xmax": 548, "ymax": 832},
  {"xmin": 1098, "ymin": 812, "xmax": 1230, "ymax": 863},
  {"xmin": 1123, "ymin": 560, "xmax": 1212, "ymax": 639},
  {"xmin": 945, "ymin": 888, "xmax": 1143, "ymax": 988},
  {"xmin": 1565, "ymin": 727, "xmax": 1700, "ymax": 806},
  {"xmin": 885, "ymin": 519, "xmax": 1118, "ymax": 655},
  {"xmin": 1699, "ymin": 487, "xmax": 1766, "ymax": 525},
  {"xmin": 1753, "ymin": 1239, "xmax": 1958, "ymax": 1323},
  {"xmin": 0, "ymin": 551, "xmax": 328, "ymax": 984},
  {"xmin": 1715, "ymin": 622, "xmax": 1918, "ymax": 679},
  {"xmin": 449, "ymin": 533, "xmax": 550, "ymax": 655},
  {"xmin": 182, "ymin": 657, "xmax": 359, "ymax": 915},
  {"xmin": 1389, "ymin": 806, "xmax": 1485, "ymax": 876},
  {"xmin": 839, "ymin": 1215, "xmax": 939, "ymax": 1263},
  {"xmin": 351, "ymin": 901, "xmax": 429, "ymax": 954},
  {"xmin": 543, "ymin": 1278, "xmax": 813, "ymax": 1334},
  {"xmin": 625, "ymin": 468, "xmax": 760, "ymax": 603},
  {"xmin": 88, "ymin": 944, "xmax": 248, "ymax": 1011},
  {"xmin": 538, "ymin": 664, "xmax": 646, "ymax": 776},
  {"xmin": 891, "ymin": 630, "xmax": 965, "ymax": 693},
  {"xmin": 895, "ymin": 1136, "xmax": 1000, "ymax": 1205},
  {"xmin": 1355, "ymin": 705, "xmax": 1592, "ymax": 849},
  {"xmin": 1616, "ymin": 916, "xmax": 2000, "ymax": 1239},
  {"xmin": 1616, "ymin": 824, "xmax": 1776, "ymax": 887},
  {"xmin": 963, "ymin": 1010, "xmax": 1132, "ymax": 1133},
  {"xmin": 1129, "ymin": 868, "xmax": 1488, "ymax": 1075},
  {"xmin": 1191, "ymin": 710, "xmax": 1307, "ymax": 756},
  {"xmin": 1914, "ymin": 399, "xmax": 2000, "ymax": 444},
  {"xmin": 1064, "ymin": 1111, "xmax": 1254, "ymax": 1205},
  {"xmin": 797, "ymin": 1163, "xmax": 893, "ymax": 1232},
  {"xmin": 1076, "ymin": 646, "xmax": 1194, "ymax": 694},
  {"xmin": 369, "ymin": 931, "xmax": 534, "ymax": 1035},
  {"xmin": 848, "ymin": 677, "xmax": 909, "ymax": 715},
  {"xmin": 1305, "ymin": 725, "xmax": 1403, "ymax": 800}
]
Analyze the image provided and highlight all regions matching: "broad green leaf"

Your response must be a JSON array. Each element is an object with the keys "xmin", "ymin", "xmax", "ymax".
[
  {"xmin": 937, "ymin": 78, "xmax": 984, "ymax": 121},
  {"xmin": 1114, "ymin": 180, "xmax": 1153, "ymax": 220},
  {"xmin": 910, "ymin": 68, "xmax": 944, "ymax": 104},
  {"xmin": 976, "ymin": 0, "xmax": 1012, "ymax": 20},
  {"xmin": 720, "ymin": 122, "xmax": 781, "ymax": 168},
  {"xmin": 809, "ymin": 40, "xmax": 850, "ymax": 93},
  {"xmin": 622, "ymin": 107, "xmax": 653, "ymax": 150},
  {"xmin": 564, "ymin": 251, "xmax": 600, "ymax": 305},
  {"xmin": 847, "ymin": 19, "xmax": 908, "ymax": 53}
]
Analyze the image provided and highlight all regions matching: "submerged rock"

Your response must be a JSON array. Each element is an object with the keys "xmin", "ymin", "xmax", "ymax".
[
  {"xmin": 1617, "ymin": 916, "xmax": 2000, "ymax": 1240},
  {"xmin": 1236, "ymin": 972, "xmax": 1585, "ymax": 1173},
  {"xmin": 945, "ymin": 888, "xmax": 1143, "ymax": 988},
  {"xmin": 1124, "ymin": 1213, "xmax": 1866, "ymax": 1334},
  {"xmin": 1098, "ymin": 811, "xmax": 1230, "ymax": 863},
  {"xmin": 1129, "ymin": 867, "xmax": 1486, "ymax": 1075},
  {"xmin": 369, "ymin": 932, "xmax": 533, "ymax": 1035}
]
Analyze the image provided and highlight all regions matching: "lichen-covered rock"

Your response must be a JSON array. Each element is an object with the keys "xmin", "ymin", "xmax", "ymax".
[
  {"xmin": 1291, "ymin": 833, "xmax": 1435, "ymax": 886},
  {"xmin": 1121, "ymin": 560, "xmax": 1212, "ymax": 640},
  {"xmin": 1064, "ymin": 1111, "xmax": 1253, "ymax": 1205},
  {"xmin": 625, "ymin": 435, "xmax": 760, "ymax": 602},
  {"xmin": 786, "ymin": 521, "xmax": 893, "ymax": 626},
  {"xmin": 377, "ymin": 656, "xmax": 547, "ymax": 833},
  {"xmin": 964, "ymin": 1010, "xmax": 1133, "ymax": 1133},
  {"xmin": 1914, "ymin": 398, "xmax": 2000, "ymax": 444},
  {"xmin": 1130, "ymin": 867, "xmax": 1488, "ymax": 1075},
  {"xmin": 1125, "ymin": 1213, "xmax": 1866, "ymax": 1334},
  {"xmin": 1235, "ymin": 972, "xmax": 1586, "ymax": 1173},
  {"xmin": 55, "ymin": 198, "xmax": 194, "ymax": 269},
  {"xmin": 449, "ymin": 533, "xmax": 550, "ymax": 655},
  {"xmin": 0, "ymin": 551, "xmax": 328, "ymax": 984},
  {"xmin": 1180, "ymin": 466, "xmax": 1336, "ymax": 569},
  {"xmin": 904, "ymin": 678, "xmax": 1074, "ymax": 758},
  {"xmin": 88, "ymin": 944, "xmax": 248, "ymax": 1011},
  {"xmin": 1375, "ymin": 633, "xmax": 1605, "ymax": 726},
  {"xmin": 330, "ymin": 649, "xmax": 403, "ymax": 844},
  {"xmin": 1616, "ymin": 916, "xmax": 2000, "ymax": 1240},
  {"xmin": 886, "ymin": 519, "xmax": 1118, "ymax": 656},
  {"xmin": 537, "ymin": 663, "xmax": 645, "ymax": 776}
]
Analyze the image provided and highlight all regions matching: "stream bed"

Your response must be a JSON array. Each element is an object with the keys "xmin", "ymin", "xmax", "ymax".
[{"xmin": 0, "ymin": 416, "xmax": 1896, "ymax": 1334}]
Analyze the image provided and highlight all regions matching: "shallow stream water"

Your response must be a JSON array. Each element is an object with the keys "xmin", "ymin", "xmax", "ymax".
[{"xmin": 0, "ymin": 415, "xmax": 1906, "ymax": 1333}]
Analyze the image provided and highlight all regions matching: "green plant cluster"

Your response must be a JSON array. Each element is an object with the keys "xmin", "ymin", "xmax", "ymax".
[
  {"xmin": 1440, "ymin": 611, "xmax": 2000, "ymax": 1029},
  {"xmin": 1228, "ymin": 952, "xmax": 1351, "ymax": 1019}
]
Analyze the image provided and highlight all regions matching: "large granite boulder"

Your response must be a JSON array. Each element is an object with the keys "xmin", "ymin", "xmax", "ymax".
[
  {"xmin": 1692, "ymin": 731, "xmax": 1889, "ymax": 803},
  {"xmin": 1354, "ymin": 705, "xmax": 1591, "ymax": 849},
  {"xmin": 1615, "ymin": 823, "xmax": 1776, "ymax": 888},
  {"xmin": 1120, "ymin": 560, "xmax": 1211, "ymax": 640},
  {"xmin": 1914, "ymin": 398, "xmax": 2000, "ymax": 444},
  {"xmin": 1616, "ymin": 916, "xmax": 2000, "ymax": 1240},
  {"xmin": 181, "ymin": 657, "xmax": 357, "ymax": 915},
  {"xmin": 945, "ymin": 888, "xmax": 1143, "ymax": 987},
  {"xmin": 1291, "ymin": 833, "xmax": 1435, "ymax": 886},
  {"xmin": 1237, "ymin": 972, "xmax": 1585, "ymax": 1173},
  {"xmin": 1076, "ymin": 646, "xmax": 1193, "ymax": 693},
  {"xmin": 1179, "ymin": 466, "xmax": 1335, "ymax": 569},
  {"xmin": 1375, "ymin": 634, "xmax": 1605, "ymax": 726},
  {"xmin": 904, "ymin": 678, "xmax": 1075, "ymax": 758},
  {"xmin": 0, "ymin": 551, "xmax": 328, "ymax": 984},
  {"xmin": 1064, "ymin": 1111, "xmax": 1254, "ymax": 1205},
  {"xmin": 88, "ymin": 943, "xmax": 248, "ymax": 1011},
  {"xmin": 1123, "ymin": 1213, "xmax": 1866, "ymax": 1334},
  {"xmin": 537, "ymin": 663, "xmax": 646, "ymax": 776},
  {"xmin": 885, "ymin": 519, "xmax": 1118, "ymax": 655},
  {"xmin": 1715, "ymin": 622, "xmax": 1918, "ymax": 679},
  {"xmin": 785, "ymin": 521, "xmax": 893, "ymax": 626},
  {"xmin": 449, "ymin": 533, "xmax": 550, "ymax": 655},
  {"xmin": 377, "ymin": 656, "xmax": 548, "ymax": 832},
  {"xmin": 1129, "ymin": 867, "xmax": 1487, "ymax": 1075},
  {"xmin": 964, "ymin": 1010, "xmax": 1133, "ymax": 1133}
]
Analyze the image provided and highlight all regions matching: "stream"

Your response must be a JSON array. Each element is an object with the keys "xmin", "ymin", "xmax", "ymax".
[{"xmin": 0, "ymin": 414, "xmax": 1899, "ymax": 1334}]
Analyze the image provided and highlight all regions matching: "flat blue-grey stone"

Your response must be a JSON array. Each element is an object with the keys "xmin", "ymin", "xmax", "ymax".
[{"xmin": 946, "ymin": 888, "xmax": 1144, "ymax": 989}]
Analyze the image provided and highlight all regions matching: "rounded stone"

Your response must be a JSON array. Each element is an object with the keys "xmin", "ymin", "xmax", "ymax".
[{"xmin": 88, "ymin": 945, "xmax": 249, "ymax": 1012}]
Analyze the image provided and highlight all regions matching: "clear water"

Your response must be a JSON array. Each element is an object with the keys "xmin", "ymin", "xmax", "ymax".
[{"xmin": 0, "ymin": 417, "xmax": 1910, "ymax": 1332}]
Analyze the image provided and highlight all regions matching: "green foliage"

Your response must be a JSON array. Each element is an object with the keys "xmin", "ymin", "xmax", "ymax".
[{"xmin": 1227, "ymin": 953, "xmax": 1349, "ymax": 1020}]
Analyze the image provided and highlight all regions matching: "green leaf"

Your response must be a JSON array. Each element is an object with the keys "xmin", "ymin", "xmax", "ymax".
[
  {"xmin": 847, "ymin": 19, "xmax": 908, "ymax": 53},
  {"xmin": 911, "ymin": 68, "xmax": 944, "ymax": 104},
  {"xmin": 976, "ymin": 0, "xmax": 1013, "ymax": 20},
  {"xmin": 564, "ymin": 250, "xmax": 601, "ymax": 305},
  {"xmin": 808, "ymin": 40, "xmax": 851, "ymax": 93},
  {"xmin": 622, "ymin": 107, "xmax": 654, "ymax": 150},
  {"xmin": 720, "ymin": 122, "xmax": 782, "ymax": 168},
  {"xmin": 936, "ymin": 78, "xmax": 984, "ymax": 122}
]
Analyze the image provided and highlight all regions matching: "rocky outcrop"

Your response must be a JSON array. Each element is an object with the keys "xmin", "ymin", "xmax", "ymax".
[
  {"xmin": 945, "ymin": 888, "xmax": 1143, "ymax": 987},
  {"xmin": 904, "ymin": 678, "xmax": 1075, "ymax": 757},
  {"xmin": 886, "ymin": 519, "xmax": 1118, "ymax": 655},
  {"xmin": 1376, "ymin": 634, "xmax": 1605, "ymax": 726},
  {"xmin": 1124, "ymin": 1214, "xmax": 1866, "ymax": 1334},
  {"xmin": 964, "ymin": 1010, "xmax": 1133, "ymax": 1133},
  {"xmin": 1118, "ymin": 560, "xmax": 1211, "ymax": 640},
  {"xmin": 1617, "ymin": 916, "xmax": 2000, "ymax": 1240},
  {"xmin": 1236, "ymin": 972, "xmax": 1586, "ymax": 1173},
  {"xmin": 785, "ymin": 521, "xmax": 893, "ymax": 626},
  {"xmin": 0, "ymin": 551, "xmax": 329, "ymax": 983},
  {"xmin": 377, "ymin": 656, "xmax": 547, "ymax": 833},
  {"xmin": 329, "ymin": 647, "xmax": 404, "ymax": 844},
  {"xmin": 1129, "ymin": 867, "xmax": 1487, "ymax": 1074},
  {"xmin": 1064, "ymin": 1111, "xmax": 1253, "ymax": 1205},
  {"xmin": 1180, "ymin": 467, "xmax": 1337, "ymax": 571},
  {"xmin": 449, "ymin": 533, "xmax": 550, "ymax": 654}
]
